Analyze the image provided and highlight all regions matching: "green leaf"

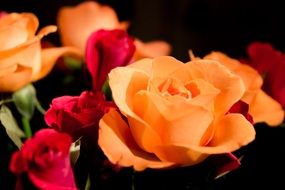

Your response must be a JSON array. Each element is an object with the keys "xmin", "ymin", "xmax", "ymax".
[
  {"xmin": 101, "ymin": 79, "xmax": 112, "ymax": 101},
  {"xmin": 84, "ymin": 174, "xmax": 91, "ymax": 190},
  {"xmin": 0, "ymin": 105, "xmax": 25, "ymax": 149},
  {"xmin": 12, "ymin": 84, "xmax": 37, "ymax": 120},
  {"xmin": 70, "ymin": 138, "xmax": 81, "ymax": 166}
]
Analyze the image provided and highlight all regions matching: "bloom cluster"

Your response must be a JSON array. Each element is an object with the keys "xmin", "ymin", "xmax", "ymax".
[{"xmin": 1, "ymin": 1, "xmax": 284, "ymax": 190}]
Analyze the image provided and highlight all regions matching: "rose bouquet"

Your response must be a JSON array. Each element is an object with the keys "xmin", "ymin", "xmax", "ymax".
[{"xmin": 0, "ymin": 1, "xmax": 284, "ymax": 190}]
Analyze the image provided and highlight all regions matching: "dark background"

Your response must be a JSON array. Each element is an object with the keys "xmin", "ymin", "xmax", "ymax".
[
  {"xmin": 2, "ymin": 0, "xmax": 285, "ymax": 61},
  {"xmin": 1, "ymin": 0, "xmax": 285, "ymax": 189}
]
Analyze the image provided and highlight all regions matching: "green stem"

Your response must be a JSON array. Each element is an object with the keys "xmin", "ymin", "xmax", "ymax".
[
  {"xmin": 35, "ymin": 99, "xmax": 46, "ymax": 115},
  {"xmin": 132, "ymin": 170, "xmax": 136, "ymax": 190},
  {"xmin": 84, "ymin": 174, "xmax": 91, "ymax": 190},
  {"xmin": 22, "ymin": 117, "xmax": 32, "ymax": 138},
  {"xmin": 0, "ymin": 99, "xmax": 13, "ymax": 105}
]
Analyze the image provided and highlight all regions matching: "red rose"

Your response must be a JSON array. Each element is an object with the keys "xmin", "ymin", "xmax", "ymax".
[
  {"xmin": 85, "ymin": 29, "xmax": 135, "ymax": 90},
  {"xmin": 45, "ymin": 91, "xmax": 114, "ymax": 140},
  {"xmin": 241, "ymin": 42, "xmax": 285, "ymax": 106},
  {"xmin": 10, "ymin": 129, "xmax": 77, "ymax": 190},
  {"xmin": 0, "ymin": 11, "xmax": 7, "ymax": 18}
]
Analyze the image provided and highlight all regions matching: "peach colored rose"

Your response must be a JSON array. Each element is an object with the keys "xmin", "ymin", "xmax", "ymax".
[
  {"xmin": 57, "ymin": 1, "xmax": 126, "ymax": 55},
  {"xmin": 57, "ymin": 1, "xmax": 171, "ymax": 57},
  {"xmin": 0, "ymin": 12, "xmax": 80, "ymax": 92},
  {"xmin": 204, "ymin": 52, "xmax": 284, "ymax": 126},
  {"xmin": 132, "ymin": 39, "xmax": 172, "ymax": 61},
  {"xmin": 98, "ymin": 56, "xmax": 255, "ymax": 171}
]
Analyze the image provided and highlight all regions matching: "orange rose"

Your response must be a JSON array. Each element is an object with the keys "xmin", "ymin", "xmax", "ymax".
[
  {"xmin": 57, "ymin": 1, "xmax": 171, "ymax": 57},
  {"xmin": 0, "ymin": 13, "xmax": 80, "ymax": 92},
  {"xmin": 204, "ymin": 52, "xmax": 284, "ymax": 126},
  {"xmin": 98, "ymin": 56, "xmax": 255, "ymax": 171}
]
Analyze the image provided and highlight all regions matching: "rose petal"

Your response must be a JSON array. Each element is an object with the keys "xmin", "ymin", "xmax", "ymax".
[
  {"xmin": 99, "ymin": 109, "xmax": 174, "ymax": 171},
  {"xmin": 0, "ymin": 41, "xmax": 41, "ymax": 78},
  {"xmin": 57, "ymin": 1, "xmax": 122, "ymax": 54},
  {"xmin": 133, "ymin": 40, "xmax": 172, "ymax": 61},
  {"xmin": 133, "ymin": 91, "xmax": 214, "ymax": 146},
  {"xmin": 205, "ymin": 52, "xmax": 263, "ymax": 102},
  {"xmin": 153, "ymin": 144, "xmax": 209, "ymax": 165},
  {"xmin": 32, "ymin": 46, "xmax": 81, "ymax": 81},
  {"xmin": 28, "ymin": 155, "xmax": 77, "ymax": 190},
  {"xmin": 86, "ymin": 29, "xmax": 135, "ymax": 90},
  {"xmin": 128, "ymin": 58, "xmax": 153, "ymax": 75},
  {"xmin": 152, "ymin": 56, "xmax": 184, "ymax": 79},
  {"xmin": 186, "ymin": 79, "xmax": 220, "ymax": 107},
  {"xmin": 0, "ymin": 25, "xmax": 57, "ymax": 82},
  {"xmin": 175, "ymin": 60, "xmax": 245, "ymax": 115},
  {"xmin": 10, "ymin": 129, "xmax": 77, "ymax": 189},
  {"xmin": 148, "ymin": 77, "xmax": 220, "ymax": 109},
  {"xmin": 195, "ymin": 113, "xmax": 255, "ymax": 154},
  {"xmin": 0, "ymin": 64, "xmax": 17, "ymax": 77},
  {"xmin": 234, "ymin": 64, "xmax": 263, "ymax": 103},
  {"xmin": 0, "ymin": 13, "xmax": 38, "ymax": 51},
  {"xmin": 153, "ymin": 113, "xmax": 254, "ymax": 163},
  {"xmin": 109, "ymin": 66, "xmax": 149, "ymax": 117},
  {"xmin": 204, "ymin": 52, "xmax": 240, "ymax": 70},
  {"xmin": 0, "ymin": 66, "xmax": 32, "ymax": 92},
  {"xmin": 246, "ymin": 42, "xmax": 278, "ymax": 73},
  {"xmin": 205, "ymin": 51, "xmax": 284, "ymax": 126},
  {"xmin": 249, "ymin": 90, "xmax": 284, "ymax": 126},
  {"xmin": 109, "ymin": 66, "xmax": 164, "ymax": 151}
]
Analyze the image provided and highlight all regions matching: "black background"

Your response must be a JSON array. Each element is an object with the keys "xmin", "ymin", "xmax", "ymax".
[{"xmin": 1, "ymin": 0, "xmax": 285, "ymax": 189}]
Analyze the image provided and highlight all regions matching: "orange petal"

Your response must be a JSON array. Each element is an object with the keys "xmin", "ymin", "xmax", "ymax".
[
  {"xmin": 32, "ymin": 46, "xmax": 81, "ymax": 81},
  {"xmin": 108, "ymin": 67, "xmax": 162, "ymax": 151},
  {"xmin": 133, "ymin": 40, "xmax": 172, "ymax": 61},
  {"xmin": 0, "ymin": 25, "xmax": 57, "ymax": 77},
  {"xmin": 0, "ymin": 41, "xmax": 41, "ymax": 77},
  {"xmin": 109, "ymin": 66, "xmax": 149, "ymax": 117},
  {"xmin": 118, "ymin": 21, "xmax": 130, "ymax": 30},
  {"xmin": 234, "ymin": 64, "xmax": 263, "ymax": 103},
  {"xmin": 0, "ymin": 13, "xmax": 40, "ymax": 70},
  {"xmin": 193, "ymin": 113, "xmax": 255, "ymax": 154},
  {"xmin": 148, "ymin": 77, "xmax": 220, "ymax": 109},
  {"xmin": 57, "ymin": 1, "xmax": 121, "ymax": 54},
  {"xmin": 132, "ymin": 90, "xmax": 166, "ymax": 140},
  {"xmin": 234, "ymin": 64, "xmax": 262, "ymax": 92},
  {"xmin": 153, "ymin": 144, "xmax": 208, "ymax": 165},
  {"xmin": 128, "ymin": 116, "xmax": 163, "ymax": 153},
  {"xmin": 177, "ymin": 60, "xmax": 245, "ymax": 115},
  {"xmin": 205, "ymin": 52, "xmax": 263, "ymax": 103},
  {"xmin": 98, "ymin": 109, "xmax": 174, "ymax": 171},
  {"xmin": 0, "ymin": 66, "xmax": 32, "ymax": 92},
  {"xmin": 249, "ymin": 90, "xmax": 284, "ymax": 126},
  {"xmin": 204, "ymin": 52, "xmax": 241, "ymax": 70},
  {"xmin": 36, "ymin": 25, "xmax": 57, "ymax": 39},
  {"xmin": 0, "ymin": 64, "xmax": 17, "ymax": 77},
  {"xmin": 152, "ymin": 113, "xmax": 254, "ymax": 164},
  {"xmin": 133, "ymin": 91, "xmax": 214, "ymax": 146},
  {"xmin": 128, "ymin": 58, "xmax": 153, "ymax": 75},
  {"xmin": 151, "ymin": 56, "xmax": 184, "ymax": 79},
  {"xmin": 185, "ymin": 79, "xmax": 220, "ymax": 108},
  {"xmin": 0, "ymin": 13, "xmax": 38, "ymax": 51}
]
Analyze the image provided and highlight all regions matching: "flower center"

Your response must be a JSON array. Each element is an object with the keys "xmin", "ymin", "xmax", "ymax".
[
  {"xmin": 32, "ymin": 145, "xmax": 62, "ymax": 170},
  {"xmin": 158, "ymin": 78, "xmax": 200, "ymax": 99}
]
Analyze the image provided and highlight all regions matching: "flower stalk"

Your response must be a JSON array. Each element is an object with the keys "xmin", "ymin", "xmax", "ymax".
[{"xmin": 21, "ymin": 117, "xmax": 32, "ymax": 138}]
